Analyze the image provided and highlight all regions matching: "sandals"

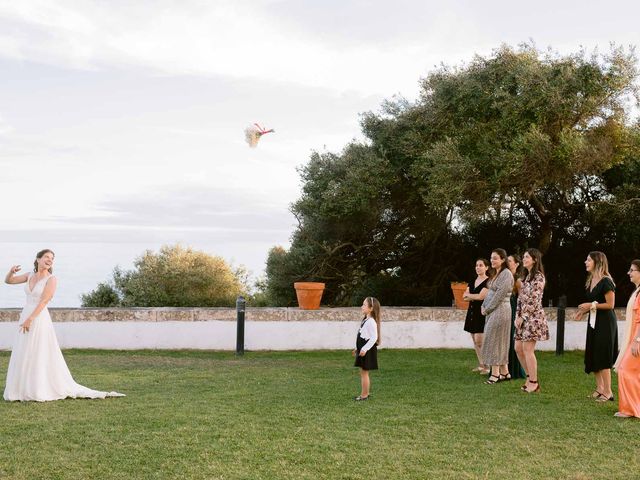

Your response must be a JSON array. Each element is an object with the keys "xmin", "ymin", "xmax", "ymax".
[
  {"xmin": 523, "ymin": 379, "xmax": 540, "ymax": 393},
  {"xmin": 595, "ymin": 393, "xmax": 614, "ymax": 403},
  {"xmin": 354, "ymin": 395, "xmax": 369, "ymax": 401},
  {"xmin": 485, "ymin": 372, "xmax": 511, "ymax": 385},
  {"xmin": 485, "ymin": 375, "xmax": 500, "ymax": 385},
  {"xmin": 588, "ymin": 390, "xmax": 603, "ymax": 399},
  {"xmin": 521, "ymin": 375, "xmax": 530, "ymax": 391},
  {"xmin": 614, "ymin": 412, "xmax": 632, "ymax": 418}
]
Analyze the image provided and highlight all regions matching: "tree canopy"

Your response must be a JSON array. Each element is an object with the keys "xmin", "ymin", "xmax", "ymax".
[{"xmin": 264, "ymin": 44, "xmax": 640, "ymax": 307}]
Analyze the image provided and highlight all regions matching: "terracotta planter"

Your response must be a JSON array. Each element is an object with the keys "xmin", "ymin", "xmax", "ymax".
[
  {"xmin": 294, "ymin": 282, "xmax": 325, "ymax": 310},
  {"xmin": 450, "ymin": 282, "xmax": 469, "ymax": 310}
]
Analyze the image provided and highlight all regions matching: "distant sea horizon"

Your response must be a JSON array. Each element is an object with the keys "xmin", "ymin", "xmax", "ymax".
[{"xmin": 0, "ymin": 241, "xmax": 274, "ymax": 308}]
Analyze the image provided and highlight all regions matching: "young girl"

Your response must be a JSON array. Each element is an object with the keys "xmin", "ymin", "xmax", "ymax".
[{"xmin": 352, "ymin": 297, "xmax": 381, "ymax": 401}]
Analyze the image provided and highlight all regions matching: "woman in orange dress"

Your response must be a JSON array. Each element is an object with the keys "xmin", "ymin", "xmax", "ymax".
[{"xmin": 614, "ymin": 259, "xmax": 640, "ymax": 418}]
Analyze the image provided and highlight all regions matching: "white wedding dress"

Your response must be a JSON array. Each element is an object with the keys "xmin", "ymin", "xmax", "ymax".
[{"xmin": 3, "ymin": 274, "xmax": 125, "ymax": 402}]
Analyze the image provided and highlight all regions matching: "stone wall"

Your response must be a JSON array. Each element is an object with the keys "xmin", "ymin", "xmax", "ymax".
[{"xmin": 0, "ymin": 307, "xmax": 626, "ymax": 351}]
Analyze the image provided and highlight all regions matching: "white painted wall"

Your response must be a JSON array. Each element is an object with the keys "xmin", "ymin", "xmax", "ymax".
[{"xmin": 0, "ymin": 319, "xmax": 612, "ymax": 351}]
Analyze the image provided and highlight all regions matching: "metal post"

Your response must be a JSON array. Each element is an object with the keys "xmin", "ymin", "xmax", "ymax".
[
  {"xmin": 236, "ymin": 295, "xmax": 246, "ymax": 355},
  {"xmin": 555, "ymin": 295, "xmax": 567, "ymax": 356}
]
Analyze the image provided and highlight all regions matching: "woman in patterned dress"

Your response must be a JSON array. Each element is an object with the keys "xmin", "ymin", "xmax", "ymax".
[
  {"xmin": 481, "ymin": 248, "xmax": 514, "ymax": 384},
  {"xmin": 514, "ymin": 248, "xmax": 548, "ymax": 393}
]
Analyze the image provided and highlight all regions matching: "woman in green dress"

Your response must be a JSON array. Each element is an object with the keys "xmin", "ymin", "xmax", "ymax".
[{"xmin": 507, "ymin": 254, "xmax": 526, "ymax": 380}]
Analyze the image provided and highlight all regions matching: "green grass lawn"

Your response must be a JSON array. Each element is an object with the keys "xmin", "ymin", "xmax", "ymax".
[{"xmin": 0, "ymin": 349, "xmax": 638, "ymax": 480}]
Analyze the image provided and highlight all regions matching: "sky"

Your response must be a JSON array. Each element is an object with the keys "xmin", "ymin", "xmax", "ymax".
[{"xmin": 0, "ymin": 0, "xmax": 639, "ymax": 281}]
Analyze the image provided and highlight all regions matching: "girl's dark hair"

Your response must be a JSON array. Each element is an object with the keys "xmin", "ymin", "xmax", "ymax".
[
  {"xmin": 509, "ymin": 253, "xmax": 525, "ymax": 280},
  {"xmin": 631, "ymin": 260, "xmax": 640, "ymax": 292},
  {"xmin": 523, "ymin": 248, "xmax": 545, "ymax": 282},
  {"xmin": 34, "ymin": 249, "xmax": 55, "ymax": 273},
  {"xmin": 476, "ymin": 258, "xmax": 494, "ymax": 280},
  {"xmin": 476, "ymin": 258, "xmax": 490, "ymax": 268},
  {"xmin": 364, "ymin": 297, "xmax": 382, "ymax": 346}
]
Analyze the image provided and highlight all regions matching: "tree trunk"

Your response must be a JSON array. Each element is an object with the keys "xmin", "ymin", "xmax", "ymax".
[{"xmin": 538, "ymin": 217, "xmax": 552, "ymax": 255}]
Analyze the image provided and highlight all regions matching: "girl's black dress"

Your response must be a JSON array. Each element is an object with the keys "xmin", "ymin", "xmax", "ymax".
[
  {"xmin": 354, "ymin": 318, "xmax": 378, "ymax": 371},
  {"xmin": 584, "ymin": 277, "xmax": 619, "ymax": 373},
  {"xmin": 463, "ymin": 278, "xmax": 489, "ymax": 334}
]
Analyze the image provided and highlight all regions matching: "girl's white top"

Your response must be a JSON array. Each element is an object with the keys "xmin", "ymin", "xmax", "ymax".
[{"xmin": 359, "ymin": 316, "xmax": 378, "ymax": 353}]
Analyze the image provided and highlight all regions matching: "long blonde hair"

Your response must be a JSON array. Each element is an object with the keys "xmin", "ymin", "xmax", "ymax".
[
  {"xmin": 364, "ymin": 297, "xmax": 382, "ymax": 346},
  {"xmin": 585, "ymin": 251, "xmax": 615, "ymax": 289}
]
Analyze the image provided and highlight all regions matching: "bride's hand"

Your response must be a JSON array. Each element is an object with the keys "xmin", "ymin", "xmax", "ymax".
[{"xmin": 19, "ymin": 318, "xmax": 33, "ymax": 333}]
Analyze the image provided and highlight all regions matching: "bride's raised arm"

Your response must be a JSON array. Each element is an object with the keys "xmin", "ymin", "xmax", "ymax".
[{"xmin": 5, "ymin": 265, "xmax": 28, "ymax": 285}]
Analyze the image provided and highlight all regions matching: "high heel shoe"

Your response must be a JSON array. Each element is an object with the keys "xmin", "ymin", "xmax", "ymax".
[
  {"xmin": 521, "ymin": 375, "xmax": 529, "ymax": 391},
  {"xmin": 498, "ymin": 373, "xmax": 511, "ymax": 382},
  {"xmin": 523, "ymin": 379, "xmax": 540, "ymax": 393}
]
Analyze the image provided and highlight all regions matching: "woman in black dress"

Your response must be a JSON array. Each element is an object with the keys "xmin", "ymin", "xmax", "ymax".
[
  {"xmin": 463, "ymin": 258, "xmax": 490, "ymax": 374},
  {"xmin": 576, "ymin": 251, "xmax": 618, "ymax": 402}
]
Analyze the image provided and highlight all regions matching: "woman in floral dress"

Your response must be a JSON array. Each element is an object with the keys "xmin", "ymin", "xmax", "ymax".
[{"xmin": 514, "ymin": 248, "xmax": 548, "ymax": 393}]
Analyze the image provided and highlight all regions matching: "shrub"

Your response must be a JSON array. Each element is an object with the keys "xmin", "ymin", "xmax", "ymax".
[{"xmin": 81, "ymin": 244, "xmax": 247, "ymax": 307}]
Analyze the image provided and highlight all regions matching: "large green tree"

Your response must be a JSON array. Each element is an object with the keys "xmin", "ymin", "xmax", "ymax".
[
  {"xmin": 411, "ymin": 44, "xmax": 639, "ymax": 254},
  {"xmin": 266, "ymin": 44, "xmax": 640, "ymax": 306}
]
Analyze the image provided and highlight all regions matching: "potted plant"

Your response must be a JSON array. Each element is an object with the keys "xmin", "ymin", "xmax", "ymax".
[
  {"xmin": 293, "ymin": 282, "xmax": 325, "ymax": 310},
  {"xmin": 450, "ymin": 281, "xmax": 469, "ymax": 310}
]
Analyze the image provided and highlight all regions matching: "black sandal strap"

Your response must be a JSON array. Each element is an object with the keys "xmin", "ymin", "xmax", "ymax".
[{"xmin": 485, "ymin": 375, "xmax": 500, "ymax": 384}]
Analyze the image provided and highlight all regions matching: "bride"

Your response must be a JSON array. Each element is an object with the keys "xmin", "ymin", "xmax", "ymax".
[{"xmin": 3, "ymin": 249, "xmax": 124, "ymax": 402}]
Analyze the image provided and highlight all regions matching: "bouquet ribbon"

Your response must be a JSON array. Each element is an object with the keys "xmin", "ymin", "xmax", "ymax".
[{"xmin": 588, "ymin": 307, "xmax": 597, "ymax": 329}]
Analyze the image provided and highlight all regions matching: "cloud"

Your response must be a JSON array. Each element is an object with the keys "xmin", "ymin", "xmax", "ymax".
[
  {"xmin": 1, "ymin": 0, "xmax": 638, "ymax": 101},
  {"xmin": 0, "ymin": 1, "xmax": 450, "ymax": 96},
  {"xmin": 0, "ymin": 113, "xmax": 12, "ymax": 135},
  {"xmin": 49, "ymin": 183, "xmax": 296, "ymax": 235}
]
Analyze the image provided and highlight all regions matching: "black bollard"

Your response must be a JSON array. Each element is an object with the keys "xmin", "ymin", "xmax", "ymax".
[
  {"xmin": 555, "ymin": 294, "xmax": 567, "ymax": 356},
  {"xmin": 236, "ymin": 296, "xmax": 246, "ymax": 355}
]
